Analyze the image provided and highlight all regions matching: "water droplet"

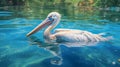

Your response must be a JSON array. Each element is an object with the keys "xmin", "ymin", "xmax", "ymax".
[
  {"xmin": 50, "ymin": 56, "xmax": 63, "ymax": 65},
  {"xmin": 112, "ymin": 61, "xmax": 116, "ymax": 65},
  {"xmin": 115, "ymin": 18, "xmax": 118, "ymax": 22}
]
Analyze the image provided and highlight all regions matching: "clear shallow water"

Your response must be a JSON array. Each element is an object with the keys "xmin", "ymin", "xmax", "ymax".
[{"xmin": 0, "ymin": 6, "xmax": 120, "ymax": 67}]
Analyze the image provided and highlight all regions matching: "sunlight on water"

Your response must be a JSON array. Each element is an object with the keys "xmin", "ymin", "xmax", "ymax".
[{"xmin": 0, "ymin": 6, "xmax": 120, "ymax": 67}]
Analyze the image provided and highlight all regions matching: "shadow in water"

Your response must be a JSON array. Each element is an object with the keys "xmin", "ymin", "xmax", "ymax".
[
  {"xmin": 26, "ymin": 35, "xmax": 101, "ymax": 65},
  {"xmin": 27, "ymin": 36, "xmax": 63, "ymax": 65}
]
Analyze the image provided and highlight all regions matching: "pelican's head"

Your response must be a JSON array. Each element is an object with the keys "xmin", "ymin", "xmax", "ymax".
[
  {"xmin": 26, "ymin": 12, "xmax": 61, "ymax": 37},
  {"xmin": 47, "ymin": 12, "xmax": 61, "ymax": 24}
]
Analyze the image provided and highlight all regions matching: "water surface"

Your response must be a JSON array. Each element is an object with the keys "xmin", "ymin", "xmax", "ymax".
[{"xmin": 0, "ymin": 6, "xmax": 120, "ymax": 67}]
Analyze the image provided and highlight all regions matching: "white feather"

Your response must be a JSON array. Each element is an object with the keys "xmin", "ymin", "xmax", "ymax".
[{"xmin": 54, "ymin": 29, "xmax": 111, "ymax": 43}]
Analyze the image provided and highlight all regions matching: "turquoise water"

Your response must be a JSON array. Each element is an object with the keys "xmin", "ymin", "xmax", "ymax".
[{"xmin": 0, "ymin": 7, "xmax": 120, "ymax": 67}]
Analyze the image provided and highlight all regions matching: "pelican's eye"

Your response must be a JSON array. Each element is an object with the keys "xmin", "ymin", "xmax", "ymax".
[{"xmin": 48, "ymin": 16, "xmax": 54, "ymax": 22}]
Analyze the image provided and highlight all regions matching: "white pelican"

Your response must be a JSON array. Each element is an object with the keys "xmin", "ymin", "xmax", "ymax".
[{"xmin": 26, "ymin": 12, "xmax": 111, "ymax": 43}]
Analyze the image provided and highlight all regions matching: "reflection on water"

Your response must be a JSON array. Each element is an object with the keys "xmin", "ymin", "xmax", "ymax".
[
  {"xmin": 27, "ymin": 36, "xmax": 63, "ymax": 65},
  {"xmin": 27, "ymin": 36, "xmax": 60, "ymax": 57},
  {"xmin": 26, "ymin": 35, "xmax": 103, "ymax": 65},
  {"xmin": 0, "ymin": 6, "xmax": 120, "ymax": 67}
]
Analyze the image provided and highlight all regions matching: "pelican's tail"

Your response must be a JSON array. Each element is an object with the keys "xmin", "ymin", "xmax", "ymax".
[
  {"xmin": 106, "ymin": 36, "xmax": 113, "ymax": 40},
  {"xmin": 98, "ymin": 32, "xmax": 113, "ymax": 41},
  {"xmin": 103, "ymin": 36, "xmax": 113, "ymax": 41}
]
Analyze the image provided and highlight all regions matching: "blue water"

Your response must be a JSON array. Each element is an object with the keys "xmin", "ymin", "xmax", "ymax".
[{"xmin": 0, "ymin": 7, "xmax": 120, "ymax": 67}]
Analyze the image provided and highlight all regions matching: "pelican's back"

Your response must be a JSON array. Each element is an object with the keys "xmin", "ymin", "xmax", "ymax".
[{"xmin": 54, "ymin": 29, "xmax": 111, "ymax": 43}]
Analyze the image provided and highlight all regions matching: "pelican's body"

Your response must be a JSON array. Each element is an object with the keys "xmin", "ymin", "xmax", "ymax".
[
  {"xmin": 53, "ymin": 29, "xmax": 109, "ymax": 43},
  {"xmin": 27, "ymin": 12, "xmax": 111, "ymax": 43}
]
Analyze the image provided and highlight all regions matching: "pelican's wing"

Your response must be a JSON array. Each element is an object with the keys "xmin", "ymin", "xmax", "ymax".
[{"xmin": 54, "ymin": 29, "xmax": 110, "ymax": 43}]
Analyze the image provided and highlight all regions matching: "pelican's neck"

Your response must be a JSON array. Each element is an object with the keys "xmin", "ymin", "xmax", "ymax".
[
  {"xmin": 44, "ymin": 18, "xmax": 60, "ymax": 40},
  {"xmin": 44, "ymin": 25, "xmax": 54, "ymax": 37}
]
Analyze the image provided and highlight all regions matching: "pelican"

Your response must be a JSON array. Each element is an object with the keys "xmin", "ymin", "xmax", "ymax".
[{"xmin": 26, "ymin": 12, "xmax": 111, "ymax": 43}]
